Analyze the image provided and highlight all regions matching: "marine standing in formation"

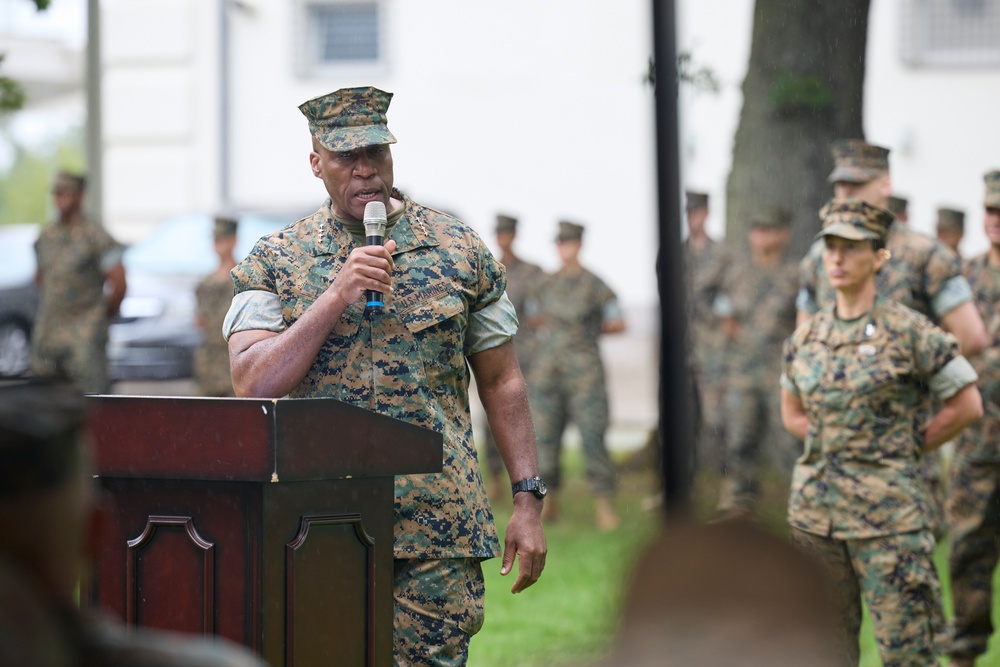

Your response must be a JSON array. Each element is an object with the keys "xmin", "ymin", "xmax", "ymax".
[
  {"xmin": 31, "ymin": 171, "xmax": 127, "ymax": 394},
  {"xmin": 683, "ymin": 190, "xmax": 732, "ymax": 470},
  {"xmin": 223, "ymin": 86, "xmax": 546, "ymax": 664},
  {"xmin": 946, "ymin": 170, "xmax": 1000, "ymax": 667},
  {"xmin": 782, "ymin": 198, "xmax": 982, "ymax": 667},
  {"xmin": 480, "ymin": 213, "xmax": 544, "ymax": 499},
  {"xmin": 714, "ymin": 205, "xmax": 800, "ymax": 517},
  {"xmin": 527, "ymin": 221, "xmax": 626, "ymax": 530},
  {"xmin": 797, "ymin": 139, "xmax": 987, "ymax": 537},
  {"xmin": 194, "ymin": 215, "xmax": 239, "ymax": 397}
]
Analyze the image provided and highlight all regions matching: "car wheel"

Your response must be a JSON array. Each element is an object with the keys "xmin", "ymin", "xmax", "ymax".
[{"xmin": 0, "ymin": 320, "xmax": 31, "ymax": 377}]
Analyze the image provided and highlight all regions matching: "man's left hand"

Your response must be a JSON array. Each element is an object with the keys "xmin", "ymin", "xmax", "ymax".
[{"xmin": 500, "ymin": 494, "xmax": 547, "ymax": 593}]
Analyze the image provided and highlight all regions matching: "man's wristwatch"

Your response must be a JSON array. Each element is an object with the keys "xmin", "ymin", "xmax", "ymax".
[{"xmin": 511, "ymin": 476, "xmax": 548, "ymax": 500}]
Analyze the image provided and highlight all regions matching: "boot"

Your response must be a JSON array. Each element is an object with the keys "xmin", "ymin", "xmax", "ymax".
[
  {"xmin": 595, "ymin": 495, "xmax": 620, "ymax": 531},
  {"xmin": 541, "ymin": 491, "xmax": 559, "ymax": 523}
]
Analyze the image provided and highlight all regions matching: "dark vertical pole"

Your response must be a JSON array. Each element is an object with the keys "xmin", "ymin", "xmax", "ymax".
[{"xmin": 652, "ymin": 0, "xmax": 694, "ymax": 513}]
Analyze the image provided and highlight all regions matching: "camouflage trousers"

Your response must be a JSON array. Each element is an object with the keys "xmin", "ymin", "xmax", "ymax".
[
  {"xmin": 790, "ymin": 528, "xmax": 944, "ymax": 667},
  {"xmin": 529, "ymin": 365, "xmax": 615, "ymax": 495},
  {"xmin": 30, "ymin": 331, "xmax": 109, "ymax": 394},
  {"xmin": 946, "ymin": 455, "xmax": 1000, "ymax": 661},
  {"xmin": 393, "ymin": 558, "xmax": 485, "ymax": 666},
  {"xmin": 693, "ymin": 363, "xmax": 727, "ymax": 472},
  {"xmin": 717, "ymin": 377, "xmax": 800, "ymax": 513}
]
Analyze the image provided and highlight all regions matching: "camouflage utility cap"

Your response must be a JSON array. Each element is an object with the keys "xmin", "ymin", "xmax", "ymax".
[
  {"xmin": 816, "ymin": 197, "xmax": 893, "ymax": 245},
  {"xmin": 496, "ymin": 214, "xmax": 518, "ymax": 234},
  {"xmin": 936, "ymin": 207, "xmax": 965, "ymax": 232},
  {"xmin": 887, "ymin": 195, "xmax": 908, "ymax": 216},
  {"xmin": 214, "ymin": 215, "xmax": 238, "ymax": 238},
  {"xmin": 750, "ymin": 204, "xmax": 792, "ymax": 229},
  {"xmin": 985, "ymin": 170, "xmax": 1000, "ymax": 209},
  {"xmin": 556, "ymin": 220, "xmax": 585, "ymax": 242},
  {"xmin": 299, "ymin": 87, "xmax": 397, "ymax": 152},
  {"xmin": 828, "ymin": 139, "xmax": 890, "ymax": 184},
  {"xmin": 685, "ymin": 190, "xmax": 709, "ymax": 212}
]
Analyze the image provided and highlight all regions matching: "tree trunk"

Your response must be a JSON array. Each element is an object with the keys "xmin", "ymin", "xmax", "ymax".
[{"xmin": 726, "ymin": 0, "xmax": 870, "ymax": 257}]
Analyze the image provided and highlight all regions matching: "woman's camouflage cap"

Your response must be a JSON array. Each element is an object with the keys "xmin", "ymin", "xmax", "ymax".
[
  {"xmin": 816, "ymin": 197, "xmax": 893, "ymax": 245},
  {"xmin": 985, "ymin": 170, "xmax": 1000, "ymax": 208},
  {"xmin": 299, "ymin": 87, "xmax": 397, "ymax": 152},
  {"xmin": 827, "ymin": 139, "xmax": 890, "ymax": 184}
]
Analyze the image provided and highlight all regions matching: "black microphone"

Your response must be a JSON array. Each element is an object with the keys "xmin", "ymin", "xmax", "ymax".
[{"xmin": 363, "ymin": 200, "xmax": 388, "ymax": 309}]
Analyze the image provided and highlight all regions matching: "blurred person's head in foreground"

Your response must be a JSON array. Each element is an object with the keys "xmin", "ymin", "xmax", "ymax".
[{"xmin": 828, "ymin": 139, "xmax": 891, "ymax": 210}]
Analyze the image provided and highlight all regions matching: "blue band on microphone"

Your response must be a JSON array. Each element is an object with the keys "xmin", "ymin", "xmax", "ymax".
[{"xmin": 367, "ymin": 299, "xmax": 383, "ymax": 307}]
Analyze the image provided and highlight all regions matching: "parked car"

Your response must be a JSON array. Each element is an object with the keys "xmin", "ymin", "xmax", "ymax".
[
  {"xmin": 0, "ymin": 224, "xmax": 40, "ymax": 377},
  {"xmin": 109, "ymin": 211, "xmax": 295, "ymax": 381},
  {"xmin": 0, "ymin": 212, "xmax": 295, "ymax": 381}
]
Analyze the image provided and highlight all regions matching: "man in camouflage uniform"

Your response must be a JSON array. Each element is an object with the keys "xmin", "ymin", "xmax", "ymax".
[
  {"xmin": 683, "ymin": 190, "xmax": 731, "ymax": 470},
  {"xmin": 797, "ymin": 140, "xmax": 987, "ymax": 538},
  {"xmin": 714, "ymin": 205, "xmax": 799, "ymax": 517},
  {"xmin": 783, "ymin": 198, "xmax": 982, "ymax": 667},
  {"xmin": 31, "ymin": 171, "xmax": 127, "ymax": 393},
  {"xmin": 0, "ymin": 379, "xmax": 268, "ymax": 667},
  {"xmin": 526, "ymin": 221, "xmax": 626, "ymax": 530},
  {"xmin": 946, "ymin": 170, "xmax": 1000, "ymax": 667},
  {"xmin": 194, "ymin": 216, "xmax": 239, "ymax": 397},
  {"xmin": 480, "ymin": 214, "xmax": 545, "ymax": 498},
  {"xmin": 936, "ymin": 206, "xmax": 966, "ymax": 257},
  {"xmin": 223, "ymin": 87, "xmax": 546, "ymax": 665}
]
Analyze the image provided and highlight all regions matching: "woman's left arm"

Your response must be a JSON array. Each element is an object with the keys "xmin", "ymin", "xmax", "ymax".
[{"xmin": 923, "ymin": 383, "xmax": 983, "ymax": 451}]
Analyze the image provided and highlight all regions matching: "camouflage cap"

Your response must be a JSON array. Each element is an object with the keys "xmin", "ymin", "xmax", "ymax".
[
  {"xmin": 936, "ymin": 207, "xmax": 965, "ymax": 232},
  {"xmin": 299, "ymin": 87, "xmax": 397, "ymax": 152},
  {"xmin": 685, "ymin": 190, "xmax": 709, "ymax": 212},
  {"xmin": 750, "ymin": 204, "xmax": 792, "ymax": 229},
  {"xmin": 827, "ymin": 139, "xmax": 890, "ymax": 184},
  {"xmin": 886, "ymin": 195, "xmax": 908, "ymax": 216},
  {"xmin": 496, "ymin": 214, "xmax": 518, "ymax": 234},
  {"xmin": 985, "ymin": 170, "xmax": 1000, "ymax": 208},
  {"xmin": 556, "ymin": 220, "xmax": 585, "ymax": 242},
  {"xmin": 213, "ymin": 215, "xmax": 238, "ymax": 238},
  {"xmin": 816, "ymin": 197, "xmax": 893, "ymax": 245}
]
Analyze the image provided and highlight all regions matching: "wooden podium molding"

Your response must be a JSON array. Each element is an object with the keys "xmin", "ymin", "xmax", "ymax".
[{"xmin": 83, "ymin": 395, "xmax": 442, "ymax": 667}]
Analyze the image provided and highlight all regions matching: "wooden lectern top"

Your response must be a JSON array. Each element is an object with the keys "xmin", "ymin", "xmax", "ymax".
[{"xmin": 87, "ymin": 396, "xmax": 443, "ymax": 482}]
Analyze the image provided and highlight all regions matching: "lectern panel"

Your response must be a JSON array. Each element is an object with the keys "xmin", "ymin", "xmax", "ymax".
[
  {"xmin": 127, "ymin": 516, "xmax": 215, "ymax": 635},
  {"xmin": 285, "ymin": 514, "xmax": 375, "ymax": 667}
]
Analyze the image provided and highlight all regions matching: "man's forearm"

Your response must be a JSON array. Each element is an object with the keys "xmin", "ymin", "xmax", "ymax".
[{"xmin": 230, "ymin": 289, "xmax": 350, "ymax": 397}]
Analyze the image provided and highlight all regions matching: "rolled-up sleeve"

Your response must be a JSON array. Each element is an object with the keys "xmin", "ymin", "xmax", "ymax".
[
  {"xmin": 466, "ymin": 292, "xmax": 518, "ymax": 355},
  {"xmin": 223, "ymin": 290, "xmax": 286, "ymax": 341},
  {"xmin": 929, "ymin": 355, "xmax": 978, "ymax": 401}
]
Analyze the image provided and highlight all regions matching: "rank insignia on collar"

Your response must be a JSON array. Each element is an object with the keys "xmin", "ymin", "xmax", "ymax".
[{"xmin": 864, "ymin": 323, "xmax": 876, "ymax": 337}]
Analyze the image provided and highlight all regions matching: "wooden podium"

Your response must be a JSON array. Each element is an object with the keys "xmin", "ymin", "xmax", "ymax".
[{"xmin": 82, "ymin": 396, "xmax": 442, "ymax": 667}]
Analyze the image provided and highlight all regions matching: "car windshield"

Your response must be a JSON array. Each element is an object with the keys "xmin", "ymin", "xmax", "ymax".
[
  {"xmin": 0, "ymin": 224, "xmax": 39, "ymax": 289},
  {"xmin": 124, "ymin": 213, "xmax": 292, "ymax": 275}
]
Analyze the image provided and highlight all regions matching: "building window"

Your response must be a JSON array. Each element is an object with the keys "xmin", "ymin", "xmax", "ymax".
[
  {"xmin": 298, "ymin": 0, "xmax": 383, "ymax": 75},
  {"xmin": 902, "ymin": 0, "xmax": 1000, "ymax": 66}
]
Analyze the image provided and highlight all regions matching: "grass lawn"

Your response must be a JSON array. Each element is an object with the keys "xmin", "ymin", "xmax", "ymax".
[
  {"xmin": 468, "ymin": 450, "xmax": 661, "ymax": 667},
  {"xmin": 468, "ymin": 452, "xmax": 1000, "ymax": 666}
]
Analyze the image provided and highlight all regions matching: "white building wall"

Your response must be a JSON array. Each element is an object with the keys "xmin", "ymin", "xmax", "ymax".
[
  {"xmin": 102, "ymin": 0, "xmax": 659, "ymax": 308},
  {"xmin": 101, "ymin": 0, "xmax": 221, "ymax": 241}
]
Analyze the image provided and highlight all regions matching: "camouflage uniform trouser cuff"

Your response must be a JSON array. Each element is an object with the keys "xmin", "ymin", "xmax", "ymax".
[{"xmin": 393, "ymin": 557, "xmax": 486, "ymax": 666}]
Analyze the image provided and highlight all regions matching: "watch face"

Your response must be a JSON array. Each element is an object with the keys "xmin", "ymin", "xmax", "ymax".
[{"xmin": 534, "ymin": 478, "xmax": 548, "ymax": 498}]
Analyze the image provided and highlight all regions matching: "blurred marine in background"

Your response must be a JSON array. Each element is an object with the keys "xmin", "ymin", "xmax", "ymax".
[
  {"xmin": 946, "ymin": 170, "xmax": 1000, "ymax": 667},
  {"xmin": 30, "ymin": 171, "xmax": 126, "ymax": 394},
  {"xmin": 481, "ymin": 213, "xmax": 544, "ymax": 499},
  {"xmin": 714, "ymin": 204, "xmax": 799, "ymax": 518},
  {"xmin": 194, "ymin": 215, "xmax": 239, "ymax": 397}
]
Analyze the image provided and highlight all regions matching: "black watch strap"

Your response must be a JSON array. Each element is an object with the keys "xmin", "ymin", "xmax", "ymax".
[{"xmin": 511, "ymin": 476, "xmax": 547, "ymax": 499}]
